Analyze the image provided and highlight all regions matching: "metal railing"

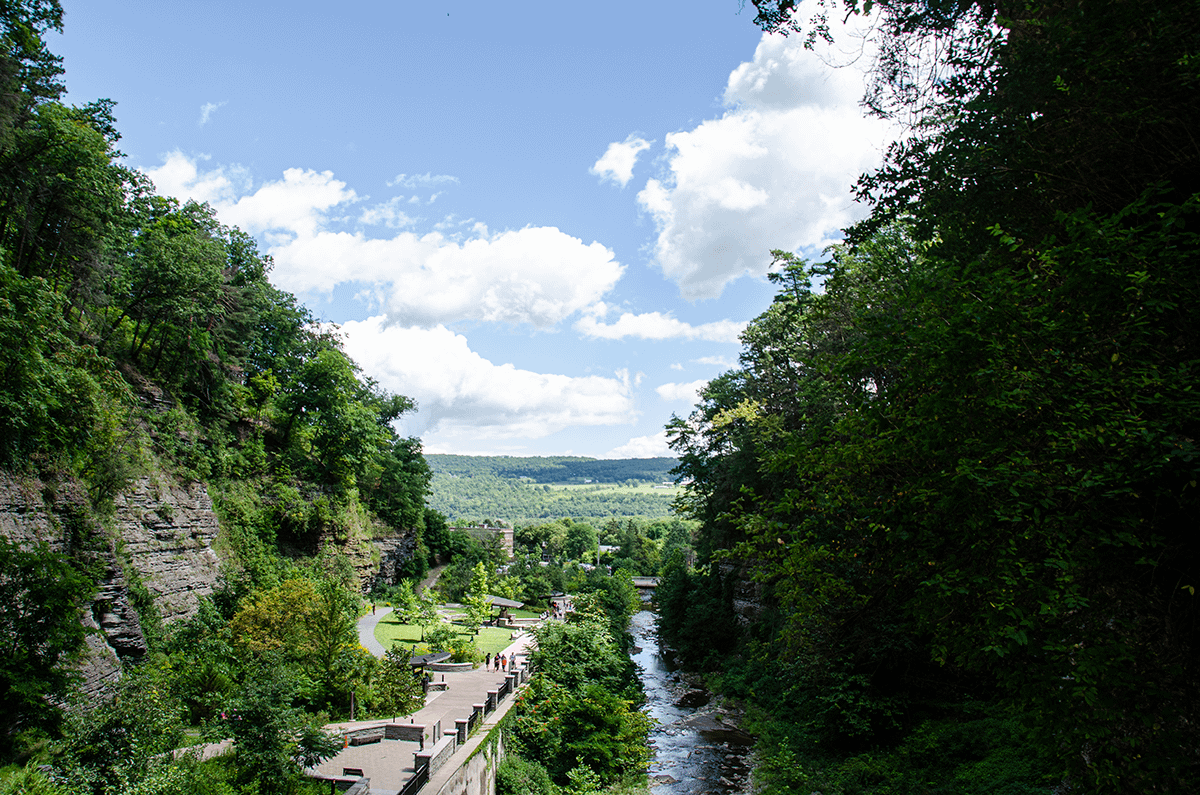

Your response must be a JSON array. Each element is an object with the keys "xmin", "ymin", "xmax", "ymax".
[{"xmin": 398, "ymin": 761, "xmax": 429, "ymax": 795}]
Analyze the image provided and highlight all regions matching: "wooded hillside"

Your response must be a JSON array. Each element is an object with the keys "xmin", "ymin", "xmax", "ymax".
[
  {"xmin": 660, "ymin": 1, "xmax": 1200, "ymax": 792},
  {"xmin": 426, "ymin": 455, "xmax": 678, "ymax": 524},
  {"xmin": 0, "ymin": 3, "xmax": 438, "ymax": 774}
]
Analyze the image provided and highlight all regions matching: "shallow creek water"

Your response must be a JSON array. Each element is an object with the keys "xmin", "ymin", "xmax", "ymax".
[{"xmin": 629, "ymin": 610, "xmax": 754, "ymax": 794}]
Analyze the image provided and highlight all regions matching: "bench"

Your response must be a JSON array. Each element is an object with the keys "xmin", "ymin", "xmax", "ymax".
[{"xmin": 347, "ymin": 728, "xmax": 384, "ymax": 746}]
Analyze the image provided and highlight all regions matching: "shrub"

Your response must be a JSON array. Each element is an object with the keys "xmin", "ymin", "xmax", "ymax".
[{"xmin": 496, "ymin": 755, "xmax": 553, "ymax": 795}]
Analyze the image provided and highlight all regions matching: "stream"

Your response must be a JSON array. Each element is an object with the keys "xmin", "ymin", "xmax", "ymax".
[{"xmin": 629, "ymin": 610, "xmax": 755, "ymax": 794}]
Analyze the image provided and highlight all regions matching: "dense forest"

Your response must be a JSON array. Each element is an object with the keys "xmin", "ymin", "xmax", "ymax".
[
  {"xmin": 427, "ymin": 455, "xmax": 677, "ymax": 484},
  {"xmin": 658, "ymin": 0, "xmax": 1200, "ymax": 793},
  {"xmin": 426, "ymin": 455, "xmax": 679, "ymax": 524}
]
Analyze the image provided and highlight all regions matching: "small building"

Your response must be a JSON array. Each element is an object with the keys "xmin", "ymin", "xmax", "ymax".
[{"xmin": 486, "ymin": 595, "xmax": 524, "ymax": 626}]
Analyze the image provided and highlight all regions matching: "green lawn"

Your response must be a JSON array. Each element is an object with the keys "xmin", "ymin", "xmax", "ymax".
[{"xmin": 373, "ymin": 613, "xmax": 530, "ymax": 656}]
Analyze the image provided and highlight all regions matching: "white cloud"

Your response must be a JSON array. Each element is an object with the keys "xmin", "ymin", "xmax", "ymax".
[
  {"xmin": 198, "ymin": 101, "xmax": 226, "ymax": 125},
  {"xmin": 387, "ymin": 173, "xmax": 459, "ymax": 189},
  {"xmin": 670, "ymin": 363, "xmax": 684, "ymax": 371},
  {"xmin": 143, "ymin": 152, "xmax": 624, "ymax": 328},
  {"xmin": 590, "ymin": 136, "xmax": 652, "ymax": 187},
  {"xmin": 144, "ymin": 152, "xmax": 355, "ymax": 240},
  {"xmin": 270, "ymin": 226, "xmax": 623, "ymax": 327},
  {"xmin": 656, "ymin": 379, "xmax": 708, "ymax": 404},
  {"xmin": 340, "ymin": 317, "xmax": 638, "ymax": 440},
  {"xmin": 574, "ymin": 304, "xmax": 745, "ymax": 342},
  {"xmin": 358, "ymin": 197, "xmax": 416, "ymax": 228},
  {"xmin": 694, "ymin": 355, "xmax": 738, "ymax": 368},
  {"xmin": 601, "ymin": 430, "xmax": 673, "ymax": 459},
  {"xmin": 638, "ymin": 26, "xmax": 894, "ymax": 300}
]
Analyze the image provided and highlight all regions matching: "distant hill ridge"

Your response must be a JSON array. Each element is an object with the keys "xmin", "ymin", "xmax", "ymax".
[
  {"xmin": 425, "ymin": 455, "xmax": 681, "ymax": 524},
  {"xmin": 426, "ymin": 455, "xmax": 677, "ymax": 484}
]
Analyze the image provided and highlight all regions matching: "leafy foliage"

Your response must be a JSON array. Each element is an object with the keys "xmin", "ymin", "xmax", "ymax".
[
  {"xmin": 210, "ymin": 665, "xmax": 340, "ymax": 795},
  {"xmin": 662, "ymin": 1, "xmax": 1200, "ymax": 791},
  {"xmin": 511, "ymin": 610, "xmax": 651, "ymax": 786},
  {"xmin": 371, "ymin": 645, "xmax": 424, "ymax": 718},
  {"xmin": 0, "ymin": 537, "xmax": 94, "ymax": 756}
]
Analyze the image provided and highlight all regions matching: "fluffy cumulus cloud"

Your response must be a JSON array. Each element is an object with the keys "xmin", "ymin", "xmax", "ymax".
[
  {"xmin": 145, "ymin": 152, "xmax": 356, "ymax": 242},
  {"xmin": 575, "ymin": 303, "xmax": 745, "ymax": 342},
  {"xmin": 340, "ymin": 317, "xmax": 638, "ymax": 440},
  {"xmin": 590, "ymin": 136, "xmax": 652, "ymax": 187},
  {"xmin": 278, "ymin": 226, "xmax": 622, "ymax": 327},
  {"xmin": 638, "ymin": 27, "xmax": 894, "ymax": 299},
  {"xmin": 656, "ymin": 379, "xmax": 708, "ymax": 404},
  {"xmin": 602, "ymin": 430, "xmax": 673, "ymax": 459},
  {"xmin": 144, "ymin": 152, "xmax": 623, "ymax": 328}
]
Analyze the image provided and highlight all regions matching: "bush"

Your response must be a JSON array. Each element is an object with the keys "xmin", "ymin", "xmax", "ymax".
[
  {"xmin": 448, "ymin": 636, "xmax": 483, "ymax": 664},
  {"xmin": 423, "ymin": 623, "xmax": 457, "ymax": 652},
  {"xmin": 496, "ymin": 755, "xmax": 553, "ymax": 795}
]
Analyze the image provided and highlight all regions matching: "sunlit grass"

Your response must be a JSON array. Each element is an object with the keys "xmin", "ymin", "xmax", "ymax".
[{"xmin": 373, "ymin": 613, "xmax": 530, "ymax": 656}]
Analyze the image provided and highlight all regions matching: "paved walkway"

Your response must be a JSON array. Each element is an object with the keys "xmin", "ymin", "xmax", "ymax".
[
  {"xmin": 358, "ymin": 606, "xmax": 393, "ymax": 656},
  {"xmin": 311, "ymin": 630, "xmax": 537, "ymax": 794}
]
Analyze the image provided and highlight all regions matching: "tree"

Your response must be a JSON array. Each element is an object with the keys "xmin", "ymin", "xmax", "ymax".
[
  {"xmin": 665, "ymin": 1, "xmax": 1200, "ymax": 787},
  {"xmin": 563, "ymin": 522, "xmax": 598, "ymax": 562},
  {"xmin": 388, "ymin": 579, "xmax": 420, "ymax": 625},
  {"xmin": 308, "ymin": 575, "xmax": 361, "ymax": 709},
  {"xmin": 415, "ymin": 588, "xmax": 440, "ymax": 641},
  {"xmin": 55, "ymin": 660, "xmax": 184, "ymax": 795},
  {"xmin": 227, "ymin": 574, "xmax": 362, "ymax": 711},
  {"xmin": 463, "ymin": 562, "xmax": 492, "ymax": 633},
  {"xmin": 373, "ymin": 645, "xmax": 424, "ymax": 718},
  {"xmin": 530, "ymin": 612, "xmax": 632, "ymax": 696},
  {"xmin": 0, "ymin": 537, "xmax": 93, "ymax": 759},
  {"xmin": 214, "ymin": 665, "xmax": 340, "ymax": 795},
  {"xmin": 512, "ymin": 615, "xmax": 651, "ymax": 787}
]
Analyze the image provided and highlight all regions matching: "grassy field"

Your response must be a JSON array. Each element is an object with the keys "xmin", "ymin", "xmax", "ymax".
[
  {"xmin": 546, "ymin": 482, "xmax": 680, "ymax": 496},
  {"xmin": 373, "ymin": 613, "xmax": 529, "ymax": 657}
]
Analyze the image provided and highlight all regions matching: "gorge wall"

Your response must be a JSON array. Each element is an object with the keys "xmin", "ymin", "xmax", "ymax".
[
  {"xmin": 1, "ymin": 471, "xmax": 224, "ymax": 696},
  {"xmin": 2, "ymin": 468, "xmax": 421, "ymax": 699}
]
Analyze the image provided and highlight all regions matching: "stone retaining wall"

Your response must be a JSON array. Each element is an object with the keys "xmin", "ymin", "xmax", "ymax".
[{"xmin": 415, "ymin": 734, "xmax": 456, "ymax": 776}]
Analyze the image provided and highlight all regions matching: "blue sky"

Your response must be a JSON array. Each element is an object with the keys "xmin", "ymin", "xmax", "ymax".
[{"xmin": 54, "ymin": 0, "xmax": 891, "ymax": 458}]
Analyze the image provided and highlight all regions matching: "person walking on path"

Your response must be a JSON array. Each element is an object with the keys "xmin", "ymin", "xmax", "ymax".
[{"xmin": 485, "ymin": 652, "xmax": 491, "ymax": 669}]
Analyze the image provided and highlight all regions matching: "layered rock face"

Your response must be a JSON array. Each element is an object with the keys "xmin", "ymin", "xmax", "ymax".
[
  {"xmin": 372, "ymin": 533, "xmax": 420, "ymax": 591},
  {"xmin": 3, "ymin": 468, "xmax": 420, "ymax": 699},
  {"xmin": 718, "ymin": 559, "xmax": 766, "ymax": 626},
  {"xmin": 113, "ymin": 477, "xmax": 222, "ymax": 624},
  {"xmin": 1, "ymin": 471, "xmax": 223, "ymax": 697}
]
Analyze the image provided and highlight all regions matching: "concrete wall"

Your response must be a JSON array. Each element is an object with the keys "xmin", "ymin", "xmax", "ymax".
[{"xmin": 434, "ymin": 731, "xmax": 505, "ymax": 795}]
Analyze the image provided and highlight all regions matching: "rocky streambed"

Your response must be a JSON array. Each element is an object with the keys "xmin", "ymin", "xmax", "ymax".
[{"xmin": 629, "ymin": 610, "xmax": 755, "ymax": 794}]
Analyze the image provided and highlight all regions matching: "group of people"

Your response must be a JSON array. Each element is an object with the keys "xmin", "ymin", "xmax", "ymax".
[
  {"xmin": 484, "ymin": 652, "xmax": 512, "ymax": 672},
  {"xmin": 548, "ymin": 597, "xmax": 572, "ymax": 620}
]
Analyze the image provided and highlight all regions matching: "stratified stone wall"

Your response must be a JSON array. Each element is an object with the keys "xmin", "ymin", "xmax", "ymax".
[
  {"xmin": 1, "ymin": 471, "xmax": 223, "ymax": 698},
  {"xmin": 433, "ymin": 730, "xmax": 505, "ymax": 795},
  {"xmin": 371, "ymin": 533, "xmax": 420, "ymax": 591},
  {"xmin": 718, "ymin": 559, "xmax": 766, "ymax": 626},
  {"xmin": 113, "ymin": 477, "xmax": 222, "ymax": 624}
]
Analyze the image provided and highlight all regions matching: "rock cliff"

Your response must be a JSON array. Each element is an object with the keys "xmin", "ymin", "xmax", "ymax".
[
  {"xmin": 2, "ymin": 468, "xmax": 421, "ymax": 699},
  {"xmin": 1, "ymin": 471, "xmax": 223, "ymax": 697},
  {"xmin": 112, "ymin": 477, "xmax": 222, "ymax": 624}
]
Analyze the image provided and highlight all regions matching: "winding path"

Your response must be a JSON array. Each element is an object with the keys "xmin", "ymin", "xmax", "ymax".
[{"xmin": 357, "ymin": 605, "xmax": 392, "ymax": 656}]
